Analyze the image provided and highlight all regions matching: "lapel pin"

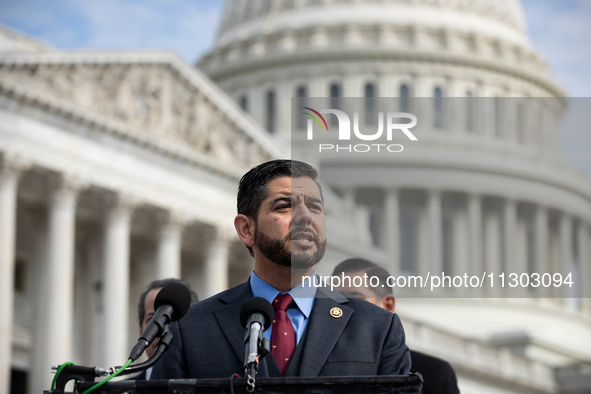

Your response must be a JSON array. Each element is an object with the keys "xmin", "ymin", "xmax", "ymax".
[{"xmin": 330, "ymin": 307, "xmax": 343, "ymax": 318}]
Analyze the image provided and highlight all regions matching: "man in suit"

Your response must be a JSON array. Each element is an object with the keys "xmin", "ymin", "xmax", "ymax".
[
  {"xmin": 135, "ymin": 278, "xmax": 199, "ymax": 380},
  {"xmin": 332, "ymin": 258, "xmax": 460, "ymax": 394},
  {"xmin": 151, "ymin": 159, "xmax": 411, "ymax": 379}
]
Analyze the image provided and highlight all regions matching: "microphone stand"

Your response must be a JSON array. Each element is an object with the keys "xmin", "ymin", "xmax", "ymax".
[
  {"xmin": 48, "ymin": 365, "xmax": 109, "ymax": 394},
  {"xmin": 244, "ymin": 322, "xmax": 270, "ymax": 393},
  {"xmin": 49, "ymin": 326, "xmax": 174, "ymax": 393},
  {"xmin": 117, "ymin": 325, "xmax": 174, "ymax": 376}
]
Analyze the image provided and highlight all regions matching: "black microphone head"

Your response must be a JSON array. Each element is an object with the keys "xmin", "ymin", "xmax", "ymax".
[
  {"xmin": 240, "ymin": 297, "xmax": 274, "ymax": 330},
  {"xmin": 154, "ymin": 282, "xmax": 192, "ymax": 322}
]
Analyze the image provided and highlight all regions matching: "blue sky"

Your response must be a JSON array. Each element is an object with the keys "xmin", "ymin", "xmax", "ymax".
[
  {"xmin": 1, "ymin": 0, "xmax": 590, "ymax": 176},
  {"xmin": 0, "ymin": 0, "xmax": 223, "ymax": 62},
  {"xmin": 0, "ymin": 0, "xmax": 589, "ymax": 96}
]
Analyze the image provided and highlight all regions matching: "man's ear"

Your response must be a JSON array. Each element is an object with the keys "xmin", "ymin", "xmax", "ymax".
[
  {"xmin": 380, "ymin": 295, "xmax": 396, "ymax": 313},
  {"xmin": 234, "ymin": 214, "xmax": 256, "ymax": 249}
]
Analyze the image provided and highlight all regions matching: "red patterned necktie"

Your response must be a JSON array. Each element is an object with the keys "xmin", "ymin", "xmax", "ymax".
[{"xmin": 271, "ymin": 293, "xmax": 296, "ymax": 375}]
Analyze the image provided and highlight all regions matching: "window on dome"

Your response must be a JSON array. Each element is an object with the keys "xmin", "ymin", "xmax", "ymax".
[
  {"xmin": 535, "ymin": 102, "xmax": 543, "ymax": 149},
  {"xmin": 239, "ymin": 95, "xmax": 248, "ymax": 113},
  {"xmin": 434, "ymin": 87, "xmax": 443, "ymax": 129},
  {"xmin": 466, "ymin": 91, "xmax": 474, "ymax": 132},
  {"xmin": 365, "ymin": 83, "xmax": 375, "ymax": 97},
  {"xmin": 330, "ymin": 83, "xmax": 340, "ymax": 98},
  {"xmin": 365, "ymin": 83, "xmax": 376, "ymax": 125},
  {"xmin": 400, "ymin": 84, "xmax": 410, "ymax": 113},
  {"xmin": 266, "ymin": 89, "xmax": 276, "ymax": 134},
  {"xmin": 329, "ymin": 83, "xmax": 341, "ymax": 127},
  {"xmin": 494, "ymin": 97, "xmax": 502, "ymax": 138},
  {"xmin": 517, "ymin": 101, "xmax": 526, "ymax": 144}
]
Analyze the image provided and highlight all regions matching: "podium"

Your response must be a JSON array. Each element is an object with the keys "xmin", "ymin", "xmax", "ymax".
[{"xmin": 76, "ymin": 375, "xmax": 423, "ymax": 393}]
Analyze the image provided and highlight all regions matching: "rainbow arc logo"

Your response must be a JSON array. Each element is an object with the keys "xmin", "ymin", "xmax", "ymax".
[{"xmin": 302, "ymin": 107, "xmax": 329, "ymax": 131}]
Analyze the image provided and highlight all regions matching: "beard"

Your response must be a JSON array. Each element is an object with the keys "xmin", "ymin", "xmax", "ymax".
[{"xmin": 254, "ymin": 224, "xmax": 327, "ymax": 269}]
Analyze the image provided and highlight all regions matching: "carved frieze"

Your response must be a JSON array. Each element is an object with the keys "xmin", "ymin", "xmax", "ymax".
[{"xmin": 0, "ymin": 62, "xmax": 272, "ymax": 168}]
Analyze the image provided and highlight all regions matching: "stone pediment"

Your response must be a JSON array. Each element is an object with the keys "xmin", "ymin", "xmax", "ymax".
[{"xmin": 0, "ymin": 51, "xmax": 282, "ymax": 169}]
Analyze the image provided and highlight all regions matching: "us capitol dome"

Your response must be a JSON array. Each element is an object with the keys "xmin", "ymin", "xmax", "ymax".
[{"xmin": 199, "ymin": 0, "xmax": 591, "ymax": 393}]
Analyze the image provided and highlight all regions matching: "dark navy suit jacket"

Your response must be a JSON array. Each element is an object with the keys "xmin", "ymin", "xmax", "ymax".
[
  {"xmin": 410, "ymin": 351, "xmax": 459, "ymax": 394},
  {"xmin": 151, "ymin": 280, "xmax": 411, "ymax": 379}
]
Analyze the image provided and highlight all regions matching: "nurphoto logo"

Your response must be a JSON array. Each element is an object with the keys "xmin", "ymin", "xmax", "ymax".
[{"xmin": 301, "ymin": 107, "xmax": 418, "ymax": 153}]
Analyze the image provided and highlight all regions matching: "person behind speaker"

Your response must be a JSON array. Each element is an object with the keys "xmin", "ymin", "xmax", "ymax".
[
  {"xmin": 135, "ymin": 278, "xmax": 199, "ymax": 380},
  {"xmin": 332, "ymin": 258, "xmax": 459, "ymax": 394}
]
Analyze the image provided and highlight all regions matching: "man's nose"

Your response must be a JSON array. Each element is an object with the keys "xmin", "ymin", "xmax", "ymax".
[{"xmin": 292, "ymin": 203, "xmax": 312, "ymax": 225}]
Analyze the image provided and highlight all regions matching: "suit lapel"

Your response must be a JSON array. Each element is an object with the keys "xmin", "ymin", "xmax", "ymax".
[
  {"xmin": 299, "ymin": 288, "xmax": 351, "ymax": 377},
  {"xmin": 212, "ymin": 281, "xmax": 252, "ymax": 366}
]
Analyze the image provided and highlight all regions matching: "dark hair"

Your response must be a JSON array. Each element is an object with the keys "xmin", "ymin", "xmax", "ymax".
[
  {"xmin": 237, "ymin": 159, "xmax": 323, "ymax": 256},
  {"xmin": 332, "ymin": 258, "xmax": 392, "ymax": 298},
  {"xmin": 138, "ymin": 278, "xmax": 199, "ymax": 325},
  {"xmin": 365, "ymin": 266, "xmax": 393, "ymax": 298},
  {"xmin": 332, "ymin": 258, "xmax": 377, "ymax": 276}
]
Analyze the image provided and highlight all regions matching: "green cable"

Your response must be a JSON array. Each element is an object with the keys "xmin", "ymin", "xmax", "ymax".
[
  {"xmin": 50, "ymin": 362, "xmax": 75, "ymax": 391},
  {"xmin": 81, "ymin": 359, "xmax": 133, "ymax": 394}
]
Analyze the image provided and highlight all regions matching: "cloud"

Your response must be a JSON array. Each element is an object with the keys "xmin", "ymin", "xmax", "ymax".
[
  {"xmin": 521, "ymin": 0, "xmax": 591, "ymax": 97},
  {"xmin": 0, "ymin": 0, "xmax": 223, "ymax": 62},
  {"xmin": 69, "ymin": 0, "xmax": 222, "ymax": 61},
  {"xmin": 520, "ymin": 1, "xmax": 591, "ymax": 175},
  {"xmin": 0, "ymin": 0, "xmax": 89, "ymax": 46}
]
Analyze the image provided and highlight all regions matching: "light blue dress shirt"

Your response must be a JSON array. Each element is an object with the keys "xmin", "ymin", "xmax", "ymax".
[{"xmin": 249, "ymin": 271, "xmax": 317, "ymax": 345}]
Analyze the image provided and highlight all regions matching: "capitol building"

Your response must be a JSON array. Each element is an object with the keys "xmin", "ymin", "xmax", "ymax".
[{"xmin": 1, "ymin": 0, "xmax": 590, "ymax": 393}]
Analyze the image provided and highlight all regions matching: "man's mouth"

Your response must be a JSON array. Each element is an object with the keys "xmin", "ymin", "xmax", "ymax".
[{"xmin": 291, "ymin": 231, "xmax": 315, "ymax": 246}]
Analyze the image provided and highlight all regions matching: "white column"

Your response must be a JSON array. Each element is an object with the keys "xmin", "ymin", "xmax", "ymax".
[
  {"xmin": 344, "ymin": 74, "xmax": 362, "ymax": 97},
  {"xmin": 559, "ymin": 213, "xmax": 573, "ymax": 299},
  {"xmin": 484, "ymin": 211, "xmax": 502, "ymax": 296},
  {"xmin": 428, "ymin": 190, "xmax": 442, "ymax": 275},
  {"xmin": 514, "ymin": 219, "xmax": 529, "ymax": 297},
  {"xmin": 102, "ymin": 195, "xmax": 134, "ymax": 367},
  {"xmin": 251, "ymin": 85, "xmax": 264, "ymax": 127},
  {"xmin": 343, "ymin": 188, "xmax": 357, "ymax": 240},
  {"xmin": 468, "ymin": 194, "xmax": 483, "ymax": 276},
  {"xmin": 579, "ymin": 223, "xmax": 591, "ymax": 315},
  {"xmin": 309, "ymin": 75, "xmax": 327, "ymax": 98},
  {"xmin": 503, "ymin": 199, "xmax": 517, "ymax": 273},
  {"xmin": 0, "ymin": 156, "xmax": 26, "ymax": 394},
  {"xmin": 503, "ymin": 199, "xmax": 519, "ymax": 296},
  {"xmin": 452, "ymin": 207, "xmax": 468, "ymax": 292},
  {"xmin": 156, "ymin": 213, "xmax": 184, "ymax": 280},
  {"xmin": 383, "ymin": 189, "xmax": 400, "ymax": 276},
  {"xmin": 34, "ymin": 175, "xmax": 81, "ymax": 394},
  {"xmin": 203, "ymin": 228, "xmax": 231, "ymax": 299},
  {"xmin": 534, "ymin": 205, "xmax": 549, "ymax": 298},
  {"xmin": 277, "ymin": 81, "xmax": 291, "ymax": 140},
  {"xmin": 415, "ymin": 207, "xmax": 429, "ymax": 277}
]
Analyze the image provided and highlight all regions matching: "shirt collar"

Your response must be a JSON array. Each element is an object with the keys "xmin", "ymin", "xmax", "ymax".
[{"xmin": 249, "ymin": 270, "xmax": 317, "ymax": 318}]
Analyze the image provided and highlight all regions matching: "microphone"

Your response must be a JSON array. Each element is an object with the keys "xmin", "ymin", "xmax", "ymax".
[
  {"xmin": 129, "ymin": 282, "xmax": 192, "ymax": 361},
  {"xmin": 240, "ymin": 297, "xmax": 274, "ymax": 389}
]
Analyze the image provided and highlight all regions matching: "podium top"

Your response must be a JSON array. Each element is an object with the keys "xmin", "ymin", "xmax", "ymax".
[{"xmin": 76, "ymin": 374, "xmax": 423, "ymax": 394}]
